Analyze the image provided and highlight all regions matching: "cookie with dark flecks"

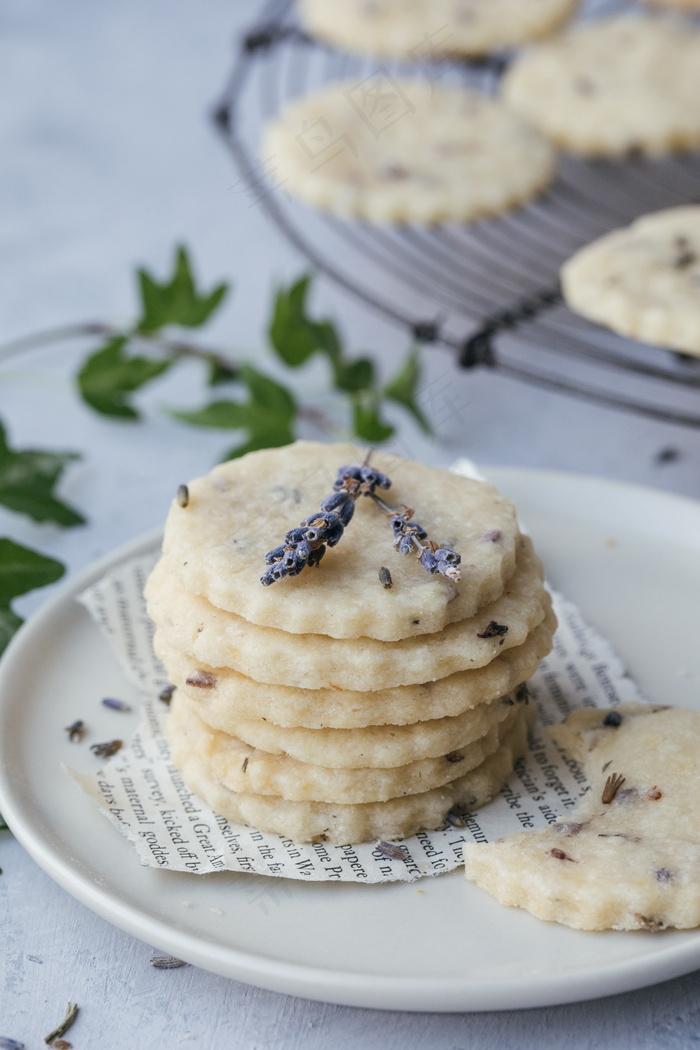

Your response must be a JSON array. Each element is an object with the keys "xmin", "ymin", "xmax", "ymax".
[
  {"xmin": 168, "ymin": 706, "xmax": 533, "ymax": 844},
  {"xmin": 153, "ymin": 611, "xmax": 556, "ymax": 729},
  {"xmin": 562, "ymin": 206, "xmax": 700, "ymax": 356},
  {"xmin": 299, "ymin": 0, "xmax": 578, "ymax": 59},
  {"xmin": 261, "ymin": 80, "xmax": 555, "ymax": 225},
  {"xmin": 463, "ymin": 703, "xmax": 700, "ymax": 931},
  {"xmin": 167, "ymin": 691, "xmax": 524, "ymax": 804},
  {"xmin": 502, "ymin": 16, "xmax": 700, "ymax": 156},
  {"xmin": 145, "ymin": 537, "xmax": 550, "ymax": 692}
]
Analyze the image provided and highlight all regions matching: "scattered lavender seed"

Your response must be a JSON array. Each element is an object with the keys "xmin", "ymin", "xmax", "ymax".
[
  {"xmin": 159, "ymin": 684, "xmax": 176, "ymax": 705},
  {"xmin": 177, "ymin": 484, "xmax": 189, "ymax": 508},
  {"xmin": 548, "ymin": 848, "xmax": 577, "ymax": 862},
  {"xmin": 480, "ymin": 529, "xmax": 502, "ymax": 543},
  {"xmin": 185, "ymin": 670, "xmax": 217, "ymax": 689},
  {"xmin": 554, "ymin": 823, "xmax": 584, "ymax": 836},
  {"xmin": 445, "ymin": 750, "xmax": 465, "ymax": 763},
  {"xmin": 515, "ymin": 683, "xmax": 531, "ymax": 705},
  {"xmin": 90, "ymin": 739, "xmax": 123, "ymax": 759},
  {"xmin": 477, "ymin": 621, "xmax": 509, "ymax": 639},
  {"xmin": 150, "ymin": 956, "xmax": 188, "ymax": 969},
  {"xmin": 102, "ymin": 697, "xmax": 132, "ymax": 712},
  {"xmin": 376, "ymin": 841, "xmax": 410, "ymax": 860},
  {"xmin": 65, "ymin": 720, "xmax": 85, "ymax": 743},
  {"xmin": 241, "ymin": 757, "xmax": 249, "ymax": 773},
  {"xmin": 656, "ymin": 868, "xmax": 673, "ymax": 883},
  {"xmin": 655, "ymin": 446, "xmax": 680, "ymax": 465},
  {"xmin": 44, "ymin": 1002, "xmax": 79, "ymax": 1044},
  {"xmin": 378, "ymin": 566, "xmax": 393, "ymax": 589},
  {"xmin": 50, "ymin": 1040, "xmax": 72, "ymax": 1050},
  {"xmin": 603, "ymin": 710, "xmax": 622, "ymax": 727}
]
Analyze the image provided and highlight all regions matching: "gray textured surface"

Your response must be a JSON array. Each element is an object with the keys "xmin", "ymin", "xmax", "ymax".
[{"xmin": 1, "ymin": 0, "xmax": 700, "ymax": 1043}]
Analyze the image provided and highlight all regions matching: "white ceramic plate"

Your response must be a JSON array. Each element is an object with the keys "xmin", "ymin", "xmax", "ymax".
[{"xmin": 1, "ymin": 468, "xmax": 700, "ymax": 1012}]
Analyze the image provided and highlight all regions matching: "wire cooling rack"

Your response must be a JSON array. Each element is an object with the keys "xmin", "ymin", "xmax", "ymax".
[{"xmin": 214, "ymin": 0, "xmax": 700, "ymax": 428}]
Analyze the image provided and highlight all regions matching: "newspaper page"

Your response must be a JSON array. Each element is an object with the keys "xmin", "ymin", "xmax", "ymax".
[{"xmin": 68, "ymin": 460, "xmax": 648, "ymax": 884}]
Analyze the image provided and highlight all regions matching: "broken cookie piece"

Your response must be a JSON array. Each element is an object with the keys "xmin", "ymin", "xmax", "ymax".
[{"xmin": 463, "ymin": 702, "xmax": 700, "ymax": 931}]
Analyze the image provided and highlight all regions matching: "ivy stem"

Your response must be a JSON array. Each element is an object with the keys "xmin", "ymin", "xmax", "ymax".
[
  {"xmin": 0, "ymin": 320, "xmax": 240, "ymax": 373},
  {"xmin": 0, "ymin": 320, "xmax": 333, "ymax": 431}
]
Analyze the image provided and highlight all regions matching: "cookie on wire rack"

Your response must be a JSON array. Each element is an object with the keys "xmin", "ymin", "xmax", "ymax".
[
  {"xmin": 501, "ymin": 15, "xmax": 700, "ymax": 156},
  {"xmin": 561, "ymin": 206, "xmax": 700, "ymax": 356},
  {"xmin": 298, "ymin": 0, "xmax": 579, "ymax": 59},
  {"xmin": 261, "ymin": 79, "xmax": 556, "ymax": 224}
]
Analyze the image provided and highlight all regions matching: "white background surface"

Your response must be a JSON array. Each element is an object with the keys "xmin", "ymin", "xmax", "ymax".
[{"xmin": 1, "ymin": 0, "xmax": 700, "ymax": 1045}]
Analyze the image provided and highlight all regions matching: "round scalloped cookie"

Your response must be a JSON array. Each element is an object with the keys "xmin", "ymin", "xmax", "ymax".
[
  {"xmin": 169, "ymin": 709, "xmax": 532, "ymax": 844},
  {"xmin": 173, "ymin": 689, "xmax": 519, "ymax": 770},
  {"xmin": 167, "ymin": 693, "xmax": 523, "ymax": 803},
  {"xmin": 154, "ymin": 611, "xmax": 555, "ymax": 728},
  {"xmin": 146, "ymin": 537, "xmax": 550, "ymax": 691},
  {"xmin": 501, "ymin": 16, "xmax": 700, "ymax": 156},
  {"xmin": 162, "ymin": 441, "xmax": 520, "ymax": 641},
  {"xmin": 298, "ymin": 0, "xmax": 579, "ymax": 59},
  {"xmin": 464, "ymin": 704, "xmax": 700, "ymax": 930},
  {"xmin": 261, "ymin": 81, "xmax": 555, "ymax": 224},
  {"xmin": 561, "ymin": 206, "xmax": 700, "ymax": 356}
]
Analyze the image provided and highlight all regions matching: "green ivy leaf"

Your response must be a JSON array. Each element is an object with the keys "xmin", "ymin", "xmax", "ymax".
[
  {"xmin": 352, "ymin": 396, "xmax": 395, "ymax": 443},
  {"xmin": 77, "ymin": 335, "xmax": 173, "ymax": 420},
  {"xmin": 173, "ymin": 364, "xmax": 297, "ymax": 460},
  {"xmin": 269, "ymin": 275, "xmax": 343, "ymax": 368},
  {"xmin": 0, "ymin": 538, "xmax": 65, "ymax": 654},
  {"xmin": 333, "ymin": 357, "xmax": 375, "ymax": 393},
  {"xmin": 0, "ymin": 421, "xmax": 85, "ymax": 527},
  {"xmin": 384, "ymin": 346, "xmax": 432, "ymax": 435},
  {"xmin": 136, "ymin": 245, "xmax": 229, "ymax": 333},
  {"xmin": 206, "ymin": 356, "xmax": 239, "ymax": 387}
]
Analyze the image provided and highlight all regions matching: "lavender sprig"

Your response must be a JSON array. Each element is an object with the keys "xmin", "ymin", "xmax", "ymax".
[
  {"xmin": 372, "ymin": 495, "xmax": 462, "ymax": 583},
  {"xmin": 260, "ymin": 461, "xmax": 389, "ymax": 586},
  {"xmin": 260, "ymin": 460, "xmax": 461, "ymax": 585}
]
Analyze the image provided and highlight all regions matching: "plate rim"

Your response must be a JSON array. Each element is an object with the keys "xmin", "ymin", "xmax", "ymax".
[{"xmin": 2, "ymin": 466, "xmax": 700, "ymax": 1011}]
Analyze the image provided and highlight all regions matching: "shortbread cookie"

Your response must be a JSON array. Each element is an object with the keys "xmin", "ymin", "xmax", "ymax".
[
  {"xmin": 299, "ymin": 0, "xmax": 578, "ymax": 59},
  {"xmin": 146, "ymin": 538, "xmax": 550, "ymax": 691},
  {"xmin": 561, "ymin": 206, "xmax": 700, "ymax": 356},
  {"xmin": 168, "ymin": 693, "xmax": 524, "ymax": 804},
  {"xmin": 169, "ymin": 708, "xmax": 532, "ymax": 843},
  {"xmin": 163, "ymin": 442, "xmax": 519, "ymax": 641},
  {"xmin": 464, "ymin": 703, "xmax": 700, "ymax": 931},
  {"xmin": 261, "ymin": 80, "xmax": 555, "ymax": 223},
  {"xmin": 177, "ymin": 688, "xmax": 520, "ymax": 769},
  {"xmin": 502, "ymin": 16, "xmax": 700, "ymax": 156},
  {"xmin": 156, "ymin": 611, "xmax": 555, "ymax": 728}
]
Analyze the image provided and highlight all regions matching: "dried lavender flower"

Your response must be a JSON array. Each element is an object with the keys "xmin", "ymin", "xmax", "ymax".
[
  {"xmin": 0, "ymin": 1038, "xmax": 25, "ymax": 1050},
  {"xmin": 90, "ymin": 739, "xmax": 123, "ymax": 759},
  {"xmin": 150, "ymin": 955, "xmax": 188, "ymax": 969},
  {"xmin": 64, "ymin": 720, "xmax": 85, "ymax": 743},
  {"xmin": 159, "ymin": 684, "xmax": 175, "ymax": 705},
  {"xmin": 378, "ymin": 566, "xmax": 393, "ymax": 589},
  {"xmin": 376, "ymin": 840, "xmax": 410, "ymax": 860},
  {"xmin": 101, "ymin": 697, "xmax": 132, "ymax": 712},
  {"xmin": 260, "ymin": 455, "xmax": 462, "ymax": 587},
  {"xmin": 177, "ymin": 484, "xmax": 189, "ymax": 508}
]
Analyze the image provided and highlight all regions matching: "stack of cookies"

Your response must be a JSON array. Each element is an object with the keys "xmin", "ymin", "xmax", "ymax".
[{"xmin": 145, "ymin": 442, "xmax": 555, "ymax": 844}]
